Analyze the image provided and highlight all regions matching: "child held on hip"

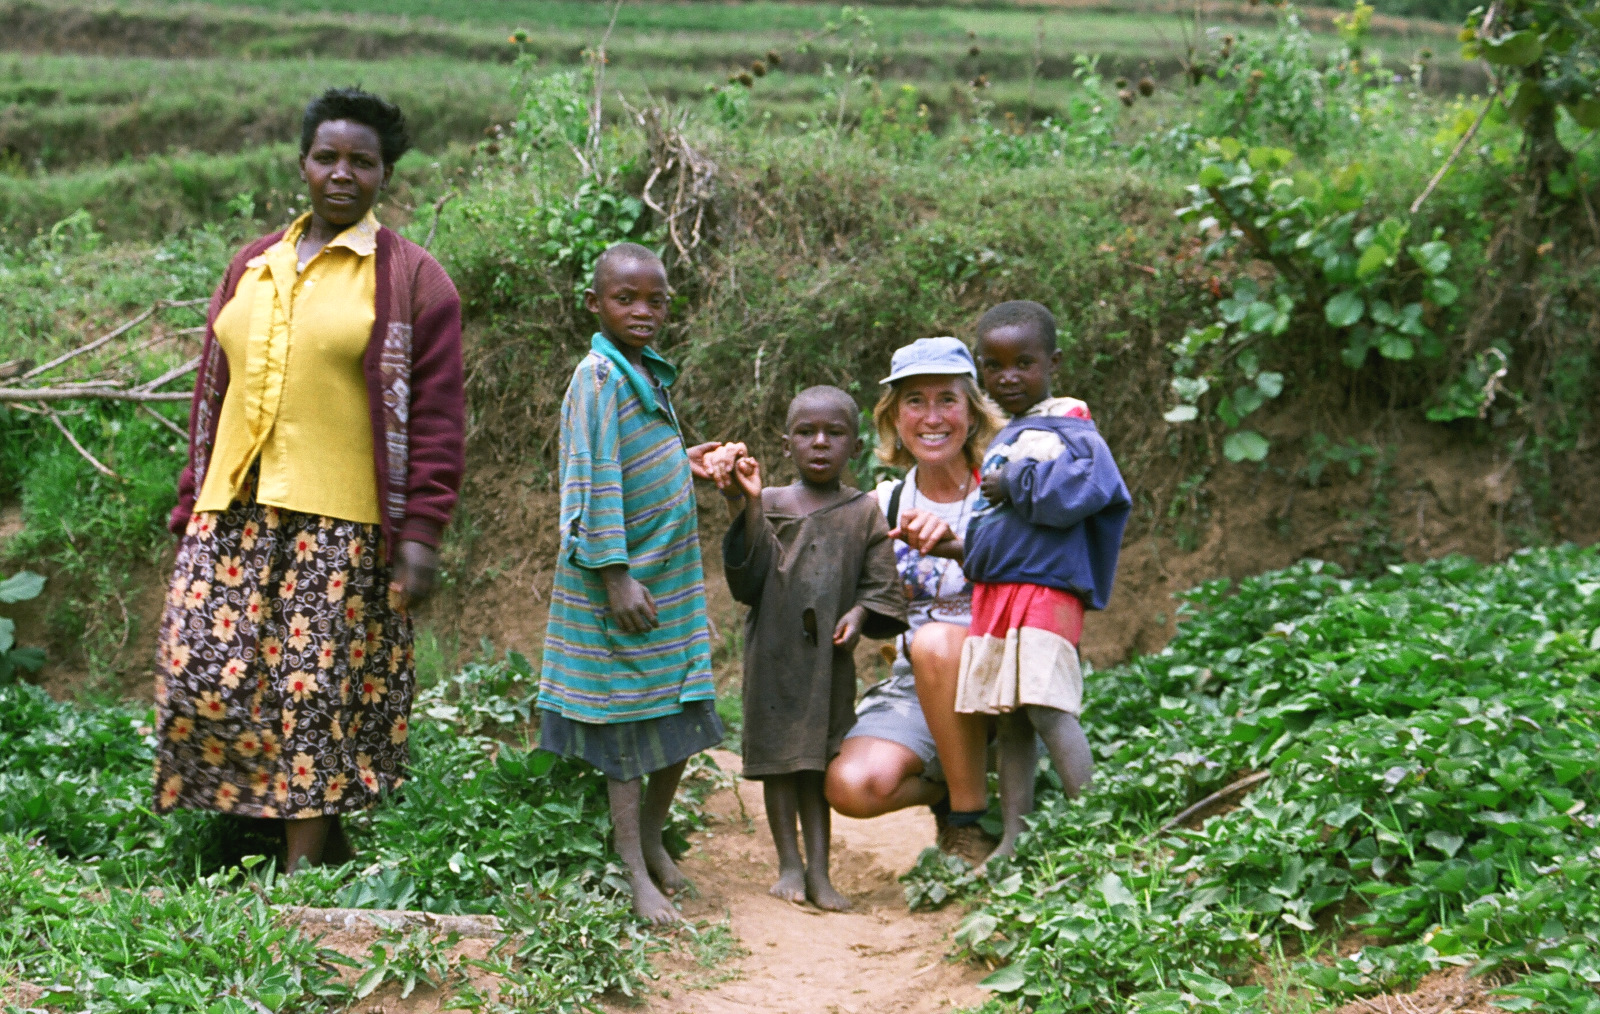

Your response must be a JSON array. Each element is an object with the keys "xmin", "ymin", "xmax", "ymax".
[
  {"xmin": 535, "ymin": 243, "xmax": 728, "ymax": 925},
  {"xmin": 707, "ymin": 388, "xmax": 907, "ymax": 910},
  {"xmin": 963, "ymin": 301, "xmax": 1132, "ymax": 862}
]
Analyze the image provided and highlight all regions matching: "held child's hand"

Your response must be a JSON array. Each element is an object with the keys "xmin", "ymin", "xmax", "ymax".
[
  {"xmin": 980, "ymin": 467, "xmax": 1010, "ymax": 504},
  {"xmin": 732, "ymin": 454, "xmax": 762, "ymax": 501},
  {"xmin": 832, "ymin": 605, "xmax": 866, "ymax": 651},
  {"xmin": 601, "ymin": 566, "xmax": 659, "ymax": 634}
]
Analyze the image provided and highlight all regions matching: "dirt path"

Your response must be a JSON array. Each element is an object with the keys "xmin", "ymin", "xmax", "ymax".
[{"xmin": 612, "ymin": 749, "xmax": 990, "ymax": 1014}]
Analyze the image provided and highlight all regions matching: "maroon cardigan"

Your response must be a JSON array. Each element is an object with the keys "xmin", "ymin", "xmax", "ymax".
[{"xmin": 170, "ymin": 226, "xmax": 465, "ymax": 558}]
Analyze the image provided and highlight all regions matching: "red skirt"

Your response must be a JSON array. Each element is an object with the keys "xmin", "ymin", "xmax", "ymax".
[{"xmin": 955, "ymin": 582, "xmax": 1085, "ymax": 715}]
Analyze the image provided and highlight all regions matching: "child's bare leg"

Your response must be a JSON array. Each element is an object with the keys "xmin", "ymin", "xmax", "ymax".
[
  {"xmin": 640, "ymin": 758, "xmax": 690, "ymax": 893},
  {"xmin": 763, "ymin": 775, "xmax": 807, "ymax": 903},
  {"xmin": 990, "ymin": 711, "xmax": 1039, "ymax": 863},
  {"xmin": 608, "ymin": 775, "xmax": 678, "ymax": 924},
  {"xmin": 798, "ymin": 770, "xmax": 850, "ymax": 911},
  {"xmin": 1025, "ymin": 706, "xmax": 1094, "ymax": 797}
]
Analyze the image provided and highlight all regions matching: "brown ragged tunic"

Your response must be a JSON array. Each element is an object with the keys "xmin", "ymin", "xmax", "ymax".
[{"xmin": 724, "ymin": 488, "xmax": 907, "ymax": 778}]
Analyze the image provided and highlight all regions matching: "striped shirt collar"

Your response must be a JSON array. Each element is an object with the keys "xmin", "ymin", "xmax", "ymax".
[{"xmin": 590, "ymin": 332, "xmax": 679, "ymax": 417}]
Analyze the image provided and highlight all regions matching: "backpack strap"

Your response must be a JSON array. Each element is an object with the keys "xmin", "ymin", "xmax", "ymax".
[{"xmin": 886, "ymin": 479, "xmax": 905, "ymax": 530}]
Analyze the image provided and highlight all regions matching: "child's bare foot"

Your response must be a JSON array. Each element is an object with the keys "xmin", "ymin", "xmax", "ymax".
[
  {"xmin": 769, "ymin": 865, "xmax": 807, "ymax": 903},
  {"xmin": 643, "ymin": 841, "xmax": 689, "ymax": 894},
  {"xmin": 630, "ymin": 872, "xmax": 680, "ymax": 925},
  {"xmin": 805, "ymin": 869, "xmax": 852, "ymax": 912}
]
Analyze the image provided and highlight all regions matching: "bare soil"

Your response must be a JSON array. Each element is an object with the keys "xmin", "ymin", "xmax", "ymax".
[{"xmin": 264, "ymin": 748, "xmax": 986, "ymax": 1014}]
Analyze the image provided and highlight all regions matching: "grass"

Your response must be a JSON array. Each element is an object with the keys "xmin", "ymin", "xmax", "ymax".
[{"xmin": 0, "ymin": 650, "xmax": 717, "ymax": 1010}]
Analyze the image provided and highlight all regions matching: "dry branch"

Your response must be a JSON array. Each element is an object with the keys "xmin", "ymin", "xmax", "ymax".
[
  {"xmin": 1147, "ymin": 770, "xmax": 1272, "ymax": 840},
  {"xmin": 40, "ymin": 403, "xmax": 121, "ymax": 479},
  {"xmin": 1411, "ymin": 92, "xmax": 1496, "ymax": 216},
  {"xmin": 0, "ymin": 387, "xmax": 192, "ymax": 404},
  {"xmin": 637, "ymin": 106, "xmax": 720, "ymax": 258},
  {"xmin": 140, "ymin": 404, "xmax": 189, "ymax": 439},
  {"xmin": 278, "ymin": 905, "xmax": 503, "ymax": 939},
  {"xmin": 20, "ymin": 298, "xmax": 206, "ymax": 382}
]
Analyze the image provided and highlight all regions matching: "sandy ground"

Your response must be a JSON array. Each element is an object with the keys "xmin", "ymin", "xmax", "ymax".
[{"xmin": 603, "ymin": 749, "xmax": 990, "ymax": 1014}]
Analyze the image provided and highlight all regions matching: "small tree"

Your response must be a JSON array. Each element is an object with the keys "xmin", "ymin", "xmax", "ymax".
[{"xmin": 1462, "ymin": 0, "xmax": 1600, "ymax": 191}]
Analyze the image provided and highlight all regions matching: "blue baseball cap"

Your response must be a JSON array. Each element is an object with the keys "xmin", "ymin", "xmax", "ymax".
[{"xmin": 879, "ymin": 336, "xmax": 977, "ymax": 385}]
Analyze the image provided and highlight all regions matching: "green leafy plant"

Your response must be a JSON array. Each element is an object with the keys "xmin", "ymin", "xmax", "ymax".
[
  {"xmin": 1167, "ymin": 139, "xmax": 1460, "ymax": 459},
  {"xmin": 954, "ymin": 548, "xmax": 1600, "ymax": 1010},
  {"xmin": 0, "ymin": 569, "xmax": 46, "ymax": 683}
]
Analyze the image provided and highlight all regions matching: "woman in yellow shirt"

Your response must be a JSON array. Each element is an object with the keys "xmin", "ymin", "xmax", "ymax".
[{"xmin": 154, "ymin": 88, "xmax": 465, "ymax": 872}]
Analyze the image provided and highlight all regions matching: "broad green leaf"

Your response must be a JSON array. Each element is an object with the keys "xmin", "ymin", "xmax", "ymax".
[
  {"xmin": 1098, "ymin": 871, "xmax": 1138, "ymax": 908},
  {"xmin": 1232, "ymin": 385, "xmax": 1266, "ymax": 417},
  {"xmin": 0, "ymin": 571, "xmax": 45, "ymax": 604},
  {"xmin": 1325, "ymin": 290, "xmax": 1364, "ymax": 327},
  {"xmin": 979, "ymin": 964, "xmax": 1027, "ymax": 993},
  {"xmin": 1163, "ymin": 405, "xmax": 1199, "ymax": 423},
  {"xmin": 1569, "ymin": 96, "xmax": 1600, "ymax": 130},
  {"xmin": 529, "ymin": 749, "xmax": 558, "ymax": 777},
  {"xmin": 1410, "ymin": 240, "xmax": 1452, "ymax": 275},
  {"xmin": 1171, "ymin": 376, "xmax": 1211, "ymax": 401},
  {"xmin": 1379, "ymin": 333, "xmax": 1415, "ymax": 360},
  {"xmin": 1178, "ymin": 970, "xmax": 1234, "ymax": 1001},
  {"xmin": 1256, "ymin": 371, "xmax": 1284, "ymax": 398},
  {"xmin": 1224, "ymin": 430, "xmax": 1270, "ymax": 462},
  {"xmin": 1426, "ymin": 277, "xmax": 1460, "ymax": 307},
  {"xmin": 1425, "ymin": 830, "xmax": 1465, "ymax": 857},
  {"xmin": 1216, "ymin": 137, "xmax": 1243, "ymax": 161},
  {"xmin": 1482, "ymin": 30, "xmax": 1543, "ymax": 67},
  {"xmin": 0, "ymin": 617, "xmax": 13, "ymax": 655},
  {"xmin": 1198, "ymin": 163, "xmax": 1228, "ymax": 187},
  {"xmin": 1243, "ymin": 300, "xmax": 1280, "ymax": 333},
  {"xmin": 1356, "ymin": 243, "xmax": 1390, "ymax": 280}
]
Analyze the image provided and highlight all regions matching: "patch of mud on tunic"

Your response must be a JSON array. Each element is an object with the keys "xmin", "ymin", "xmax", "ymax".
[
  {"xmin": 724, "ymin": 489, "xmax": 907, "ymax": 778},
  {"xmin": 153, "ymin": 500, "xmax": 413, "ymax": 818}
]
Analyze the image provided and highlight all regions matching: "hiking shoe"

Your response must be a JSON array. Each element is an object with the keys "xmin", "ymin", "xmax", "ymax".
[{"xmin": 937, "ymin": 824, "xmax": 999, "ymax": 866}]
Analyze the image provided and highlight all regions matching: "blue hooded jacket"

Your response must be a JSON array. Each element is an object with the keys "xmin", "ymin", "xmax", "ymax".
[{"xmin": 962, "ymin": 414, "xmax": 1131, "ymax": 610}]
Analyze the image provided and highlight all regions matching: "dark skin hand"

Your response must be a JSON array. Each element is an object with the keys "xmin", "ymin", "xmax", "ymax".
[
  {"xmin": 833, "ymin": 604, "xmax": 867, "ymax": 652},
  {"xmin": 980, "ymin": 468, "xmax": 1010, "ymax": 505},
  {"xmin": 601, "ymin": 564, "xmax": 658, "ymax": 635},
  {"xmin": 388, "ymin": 540, "xmax": 440, "ymax": 613},
  {"xmin": 297, "ymin": 119, "xmax": 391, "ymax": 265}
]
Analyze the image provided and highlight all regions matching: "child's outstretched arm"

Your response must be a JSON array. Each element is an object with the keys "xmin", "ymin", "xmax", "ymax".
[
  {"xmin": 998, "ymin": 429, "xmax": 1131, "ymax": 531},
  {"xmin": 720, "ymin": 455, "xmax": 773, "ymax": 607}
]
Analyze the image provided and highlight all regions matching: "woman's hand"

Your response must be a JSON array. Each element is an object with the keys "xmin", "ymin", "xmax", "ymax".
[
  {"xmin": 833, "ymin": 605, "xmax": 867, "ymax": 652},
  {"xmin": 600, "ymin": 565, "xmax": 659, "ymax": 634},
  {"xmin": 687, "ymin": 442, "xmax": 723, "ymax": 481},
  {"xmin": 389, "ymin": 540, "xmax": 440, "ymax": 613},
  {"xmin": 890, "ymin": 508, "xmax": 954, "ymax": 554}
]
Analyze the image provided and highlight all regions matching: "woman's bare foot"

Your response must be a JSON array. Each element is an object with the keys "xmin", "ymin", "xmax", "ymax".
[
  {"xmin": 643, "ymin": 841, "xmax": 689, "ymax": 894},
  {"xmin": 630, "ymin": 871, "xmax": 680, "ymax": 925},
  {"xmin": 805, "ymin": 869, "xmax": 852, "ymax": 912},
  {"xmin": 770, "ymin": 864, "xmax": 807, "ymax": 903}
]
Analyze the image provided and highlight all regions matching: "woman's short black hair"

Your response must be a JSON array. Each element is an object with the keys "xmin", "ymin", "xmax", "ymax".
[{"xmin": 300, "ymin": 87, "xmax": 411, "ymax": 166}]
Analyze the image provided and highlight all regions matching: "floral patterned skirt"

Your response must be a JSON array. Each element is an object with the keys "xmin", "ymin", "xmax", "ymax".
[{"xmin": 153, "ymin": 500, "xmax": 414, "ymax": 819}]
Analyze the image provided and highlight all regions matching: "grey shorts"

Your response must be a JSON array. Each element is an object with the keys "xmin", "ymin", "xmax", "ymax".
[{"xmin": 845, "ymin": 658, "xmax": 944, "ymax": 783}]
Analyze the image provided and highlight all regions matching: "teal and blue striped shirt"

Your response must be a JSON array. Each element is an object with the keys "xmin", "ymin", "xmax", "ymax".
[{"xmin": 536, "ymin": 333, "xmax": 715, "ymax": 724}]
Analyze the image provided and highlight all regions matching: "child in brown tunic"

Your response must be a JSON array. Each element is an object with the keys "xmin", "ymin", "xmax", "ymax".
[{"xmin": 715, "ymin": 386, "xmax": 907, "ymax": 910}]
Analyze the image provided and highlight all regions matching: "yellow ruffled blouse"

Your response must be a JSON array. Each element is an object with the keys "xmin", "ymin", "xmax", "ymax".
[{"xmin": 194, "ymin": 211, "xmax": 382, "ymax": 524}]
